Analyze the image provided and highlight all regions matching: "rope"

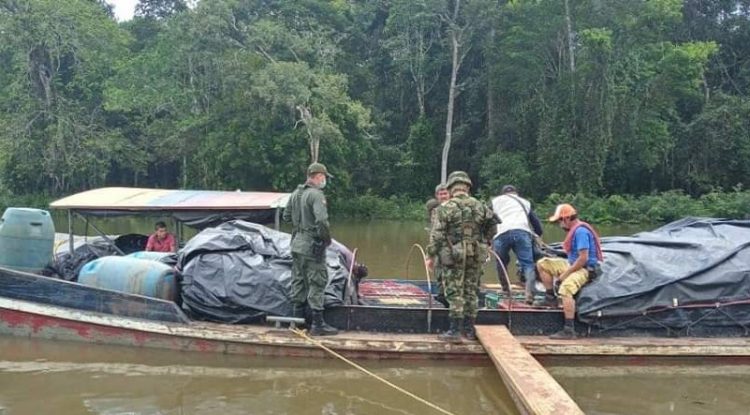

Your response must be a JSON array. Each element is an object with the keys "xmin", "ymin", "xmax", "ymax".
[
  {"xmin": 488, "ymin": 249, "xmax": 513, "ymax": 326},
  {"xmin": 406, "ymin": 243, "xmax": 434, "ymax": 332},
  {"xmin": 291, "ymin": 328, "xmax": 458, "ymax": 415},
  {"xmin": 345, "ymin": 248, "xmax": 359, "ymax": 305}
]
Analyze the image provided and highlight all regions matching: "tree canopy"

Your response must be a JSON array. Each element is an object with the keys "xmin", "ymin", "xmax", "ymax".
[{"xmin": 1, "ymin": 0, "xmax": 748, "ymax": 204}]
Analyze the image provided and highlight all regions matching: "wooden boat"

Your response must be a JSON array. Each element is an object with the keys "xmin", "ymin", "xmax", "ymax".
[
  {"xmin": 4, "ymin": 265, "xmax": 750, "ymax": 362},
  {"xmin": 3, "ymin": 186, "xmax": 750, "ymax": 361}
]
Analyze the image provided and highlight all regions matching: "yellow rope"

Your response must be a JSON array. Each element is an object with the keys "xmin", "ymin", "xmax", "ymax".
[{"xmin": 290, "ymin": 328, "xmax": 458, "ymax": 415}]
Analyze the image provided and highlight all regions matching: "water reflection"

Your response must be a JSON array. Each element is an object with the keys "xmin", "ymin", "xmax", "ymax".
[
  {"xmin": 0, "ymin": 337, "xmax": 517, "ymax": 415},
  {"xmin": 547, "ymin": 361, "xmax": 750, "ymax": 415}
]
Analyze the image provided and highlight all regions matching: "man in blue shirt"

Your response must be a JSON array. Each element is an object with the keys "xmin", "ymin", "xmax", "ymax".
[{"xmin": 534, "ymin": 203, "xmax": 602, "ymax": 339}]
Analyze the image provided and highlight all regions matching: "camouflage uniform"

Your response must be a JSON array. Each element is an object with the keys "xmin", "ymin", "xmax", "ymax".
[{"xmin": 427, "ymin": 172, "xmax": 497, "ymax": 341}]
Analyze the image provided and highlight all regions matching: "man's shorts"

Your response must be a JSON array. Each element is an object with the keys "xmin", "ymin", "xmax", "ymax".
[{"xmin": 536, "ymin": 257, "xmax": 589, "ymax": 298}]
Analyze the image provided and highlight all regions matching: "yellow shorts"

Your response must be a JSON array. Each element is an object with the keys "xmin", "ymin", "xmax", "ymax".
[{"xmin": 536, "ymin": 257, "xmax": 589, "ymax": 298}]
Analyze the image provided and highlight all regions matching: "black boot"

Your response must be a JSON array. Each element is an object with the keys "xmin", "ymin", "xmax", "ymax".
[
  {"xmin": 438, "ymin": 318, "xmax": 463, "ymax": 343},
  {"xmin": 533, "ymin": 290, "xmax": 558, "ymax": 308},
  {"xmin": 550, "ymin": 320, "xmax": 577, "ymax": 340},
  {"xmin": 463, "ymin": 317, "xmax": 477, "ymax": 341},
  {"xmin": 309, "ymin": 311, "xmax": 338, "ymax": 336}
]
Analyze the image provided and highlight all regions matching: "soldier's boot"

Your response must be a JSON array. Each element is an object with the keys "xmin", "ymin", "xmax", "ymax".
[
  {"xmin": 438, "ymin": 318, "xmax": 463, "ymax": 344},
  {"xmin": 523, "ymin": 269, "xmax": 537, "ymax": 305},
  {"xmin": 309, "ymin": 311, "xmax": 338, "ymax": 336},
  {"xmin": 462, "ymin": 317, "xmax": 477, "ymax": 341}
]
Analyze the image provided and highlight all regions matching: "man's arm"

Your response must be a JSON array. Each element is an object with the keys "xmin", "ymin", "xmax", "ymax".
[
  {"xmin": 311, "ymin": 191, "xmax": 331, "ymax": 244},
  {"xmin": 560, "ymin": 249, "xmax": 588, "ymax": 281},
  {"xmin": 169, "ymin": 234, "xmax": 178, "ymax": 253},
  {"xmin": 528, "ymin": 210, "xmax": 543, "ymax": 236},
  {"xmin": 145, "ymin": 235, "xmax": 154, "ymax": 252}
]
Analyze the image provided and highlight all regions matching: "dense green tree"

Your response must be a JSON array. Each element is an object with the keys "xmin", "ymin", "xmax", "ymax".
[{"xmin": 0, "ymin": 0, "xmax": 748, "ymax": 210}]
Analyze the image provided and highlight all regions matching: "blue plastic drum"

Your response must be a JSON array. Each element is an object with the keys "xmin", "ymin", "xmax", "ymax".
[
  {"xmin": 78, "ymin": 256, "xmax": 178, "ymax": 301},
  {"xmin": 0, "ymin": 208, "xmax": 55, "ymax": 273}
]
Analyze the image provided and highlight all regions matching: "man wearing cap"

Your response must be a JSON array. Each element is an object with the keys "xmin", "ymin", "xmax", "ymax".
[
  {"xmin": 426, "ymin": 171, "xmax": 498, "ymax": 343},
  {"xmin": 283, "ymin": 162, "xmax": 338, "ymax": 336},
  {"xmin": 490, "ymin": 185, "xmax": 544, "ymax": 303},
  {"xmin": 535, "ymin": 203, "xmax": 603, "ymax": 339},
  {"xmin": 425, "ymin": 183, "xmax": 451, "ymax": 307}
]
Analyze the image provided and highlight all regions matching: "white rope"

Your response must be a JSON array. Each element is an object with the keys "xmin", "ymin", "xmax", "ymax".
[{"xmin": 290, "ymin": 328, "xmax": 458, "ymax": 415}]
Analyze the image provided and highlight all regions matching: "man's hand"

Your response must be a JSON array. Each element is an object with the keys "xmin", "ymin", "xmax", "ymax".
[{"xmin": 425, "ymin": 258, "xmax": 434, "ymax": 270}]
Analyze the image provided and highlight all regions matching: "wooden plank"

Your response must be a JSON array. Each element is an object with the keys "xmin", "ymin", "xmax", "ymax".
[
  {"xmin": 517, "ymin": 335, "xmax": 750, "ymax": 356},
  {"xmin": 476, "ymin": 325, "xmax": 584, "ymax": 415}
]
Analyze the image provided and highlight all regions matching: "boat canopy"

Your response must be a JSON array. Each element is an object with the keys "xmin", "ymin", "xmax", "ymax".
[{"xmin": 50, "ymin": 187, "xmax": 290, "ymax": 229}]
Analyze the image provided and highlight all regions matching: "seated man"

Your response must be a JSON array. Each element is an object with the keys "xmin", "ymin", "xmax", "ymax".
[
  {"xmin": 534, "ymin": 204, "xmax": 602, "ymax": 339},
  {"xmin": 145, "ymin": 221, "xmax": 177, "ymax": 253}
]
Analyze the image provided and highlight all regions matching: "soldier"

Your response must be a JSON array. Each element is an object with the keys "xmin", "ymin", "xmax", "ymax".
[
  {"xmin": 427, "ymin": 184, "xmax": 451, "ymax": 307},
  {"xmin": 282, "ymin": 162, "xmax": 338, "ymax": 336},
  {"xmin": 426, "ymin": 171, "xmax": 498, "ymax": 343}
]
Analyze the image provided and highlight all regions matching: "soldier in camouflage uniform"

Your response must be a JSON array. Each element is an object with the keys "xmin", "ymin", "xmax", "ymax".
[
  {"xmin": 426, "ymin": 171, "xmax": 498, "ymax": 343},
  {"xmin": 427, "ymin": 184, "xmax": 451, "ymax": 308},
  {"xmin": 282, "ymin": 162, "xmax": 338, "ymax": 336}
]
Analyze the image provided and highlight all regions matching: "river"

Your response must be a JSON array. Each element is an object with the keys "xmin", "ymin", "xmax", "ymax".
[{"xmin": 3, "ymin": 218, "xmax": 750, "ymax": 414}]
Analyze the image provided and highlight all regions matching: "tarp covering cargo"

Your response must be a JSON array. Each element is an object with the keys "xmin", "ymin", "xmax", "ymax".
[
  {"xmin": 177, "ymin": 220, "xmax": 348, "ymax": 323},
  {"xmin": 577, "ymin": 218, "xmax": 750, "ymax": 334},
  {"xmin": 50, "ymin": 233, "xmax": 149, "ymax": 280}
]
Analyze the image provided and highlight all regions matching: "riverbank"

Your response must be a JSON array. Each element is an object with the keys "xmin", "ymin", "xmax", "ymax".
[
  {"xmin": 4, "ymin": 190, "xmax": 750, "ymax": 225},
  {"xmin": 333, "ymin": 190, "xmax": 750, "ymax": 224}
]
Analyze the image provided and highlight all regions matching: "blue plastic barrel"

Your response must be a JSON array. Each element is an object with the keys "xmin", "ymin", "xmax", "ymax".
[
  {"xmin": 127, "ymin": 251, "xmax": 172, "ymax": 261},
  {"xmin": 0, "ymin": 208, "xmax": 55, "ymax": 273},
  {"xmin": 78, "ymin": 257, "xmax": 178, "ymax": 301}
]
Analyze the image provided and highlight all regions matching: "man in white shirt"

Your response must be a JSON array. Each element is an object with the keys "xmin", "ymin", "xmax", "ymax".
[{"xmin": 490, "ymin": 185, "xmax": 543, "ymax": 304}]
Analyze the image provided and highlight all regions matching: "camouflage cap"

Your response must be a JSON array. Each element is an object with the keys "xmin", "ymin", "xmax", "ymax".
[
  {"xmin": 434, "ymin": 183, "xmax": 448, "ymax": 194},
  {"xmin": 307, "ymin": 162, "xmax": 334, "ymax": 178},
  {"xmin": 446, "ymin": 171, "xmax": 472, "ymax": 189}
]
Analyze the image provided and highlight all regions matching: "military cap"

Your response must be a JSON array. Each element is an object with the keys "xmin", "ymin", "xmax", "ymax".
[{"xmin": 307, "ymin": 162, "xmax": 334, "ymax": 178}]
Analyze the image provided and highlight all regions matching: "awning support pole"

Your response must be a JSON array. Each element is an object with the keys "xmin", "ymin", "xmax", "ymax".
[
  {"xmin": 275, "ymin": 207, "xmax": 281, "ymax": 230},
  {"xmin": 68, "ymin": 210, "xmax": 74, "ymax": 255},
  {"xmin": 73, "ymin": 211, "xmax": 126, "ymax": 256}
]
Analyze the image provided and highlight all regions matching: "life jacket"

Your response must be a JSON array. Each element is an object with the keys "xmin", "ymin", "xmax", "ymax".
[{"xmin": 562, "ymin": 221, "xmax": 604, "ymax": 262}]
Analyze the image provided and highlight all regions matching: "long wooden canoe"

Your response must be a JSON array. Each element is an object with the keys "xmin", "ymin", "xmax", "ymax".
[{"xmin": 3, "ymin": 266, "xmax": 750, "ymax": 361}]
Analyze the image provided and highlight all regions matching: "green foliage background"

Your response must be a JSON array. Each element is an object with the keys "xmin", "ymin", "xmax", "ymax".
[{"xmin": 1, "ymin": 0, "xmax": 750, "ymax": 222}]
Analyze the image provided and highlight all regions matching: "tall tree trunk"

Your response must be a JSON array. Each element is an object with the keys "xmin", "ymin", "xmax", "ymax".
[
  {"xmin": 563, "ymin": 0, "xmax": 575, "ymax": 73},
  {"xmin": 487, "ymin": 28, "xmax": 496, "ymax": 147},
  {"xmin": 442, "ymin": 0, "xmax": 462, "ymax": 184}
]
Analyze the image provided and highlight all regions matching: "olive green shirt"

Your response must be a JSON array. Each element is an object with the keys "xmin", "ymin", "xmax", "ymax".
[{"xmin": 283, "ymin": 183, "xmax": 331, "ymax": 256}]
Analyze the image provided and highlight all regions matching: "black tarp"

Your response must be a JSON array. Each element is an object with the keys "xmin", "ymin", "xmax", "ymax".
[
  {"xmin": 50, "ymin": 234, "xmax": 148, "ymax": 281},
  {"xmin": 577, "ymin": 218, "xmax": 750, "ymax": 332},
  {"xmin": 177, "ymin": 220, "xmax": 348, "ymax": 323}
]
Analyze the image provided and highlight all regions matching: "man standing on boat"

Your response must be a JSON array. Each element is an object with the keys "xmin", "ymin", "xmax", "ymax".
[
  {"xmin": 426, "ymin": 171, "xmax": 497, "ymax": 343},
  {"xmin": 490, "ymin": 185, "xmax": 544, "ymax": 303},
  {"xmin": 427, "ymin": 183, "xmax": 451, "ymax": 307},
  {"xmin": 534, "ymin": 203, "xmax": 603, "ymax": 339},
  {"xmin": 283, "ymin": 162, "xmax": 338, "ymax": 336}
]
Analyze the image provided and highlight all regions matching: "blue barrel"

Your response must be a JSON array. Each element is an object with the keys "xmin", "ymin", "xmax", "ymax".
[
  {"xmin": 78, "ymin": 257, "xmax": 178, "ymax": 301},
  {"xmin": 127, "ymin": 251, "xmax": 172, "ymax": 261},
  {"xmin": 0, "ymin": 208, "xmax": 55, "ymax": 273}
]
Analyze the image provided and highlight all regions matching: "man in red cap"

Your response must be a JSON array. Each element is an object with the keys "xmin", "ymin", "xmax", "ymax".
[{"xmin": 534, "ymin": 203, "xmax": 603, "ymax": 339}]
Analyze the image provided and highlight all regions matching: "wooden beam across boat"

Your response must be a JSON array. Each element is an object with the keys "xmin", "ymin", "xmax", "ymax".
[
  {"xmin": 476, "ymin": 325, "xmax": 584, "ymax": 415},
  {"xmin": 518, "ymin": 335, "xmax": 750, "ymax": 357}
]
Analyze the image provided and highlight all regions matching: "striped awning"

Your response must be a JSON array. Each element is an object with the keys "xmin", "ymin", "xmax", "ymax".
[{"xmin": 50, "ymin": 187, "xmax": 290, "ymax": 211}]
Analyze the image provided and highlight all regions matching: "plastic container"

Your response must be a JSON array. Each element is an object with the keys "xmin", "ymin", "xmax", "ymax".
[
  {"xmin": 127, "ymin": 251, "xmax": 172, "ymax": 262},
  {"xmin": 0, "ymin": 208, "xmax": 55, "ymax": 273},
  {"xmin": 78, "ymin": 256, "xmax": 178, "ymax": 301}
]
